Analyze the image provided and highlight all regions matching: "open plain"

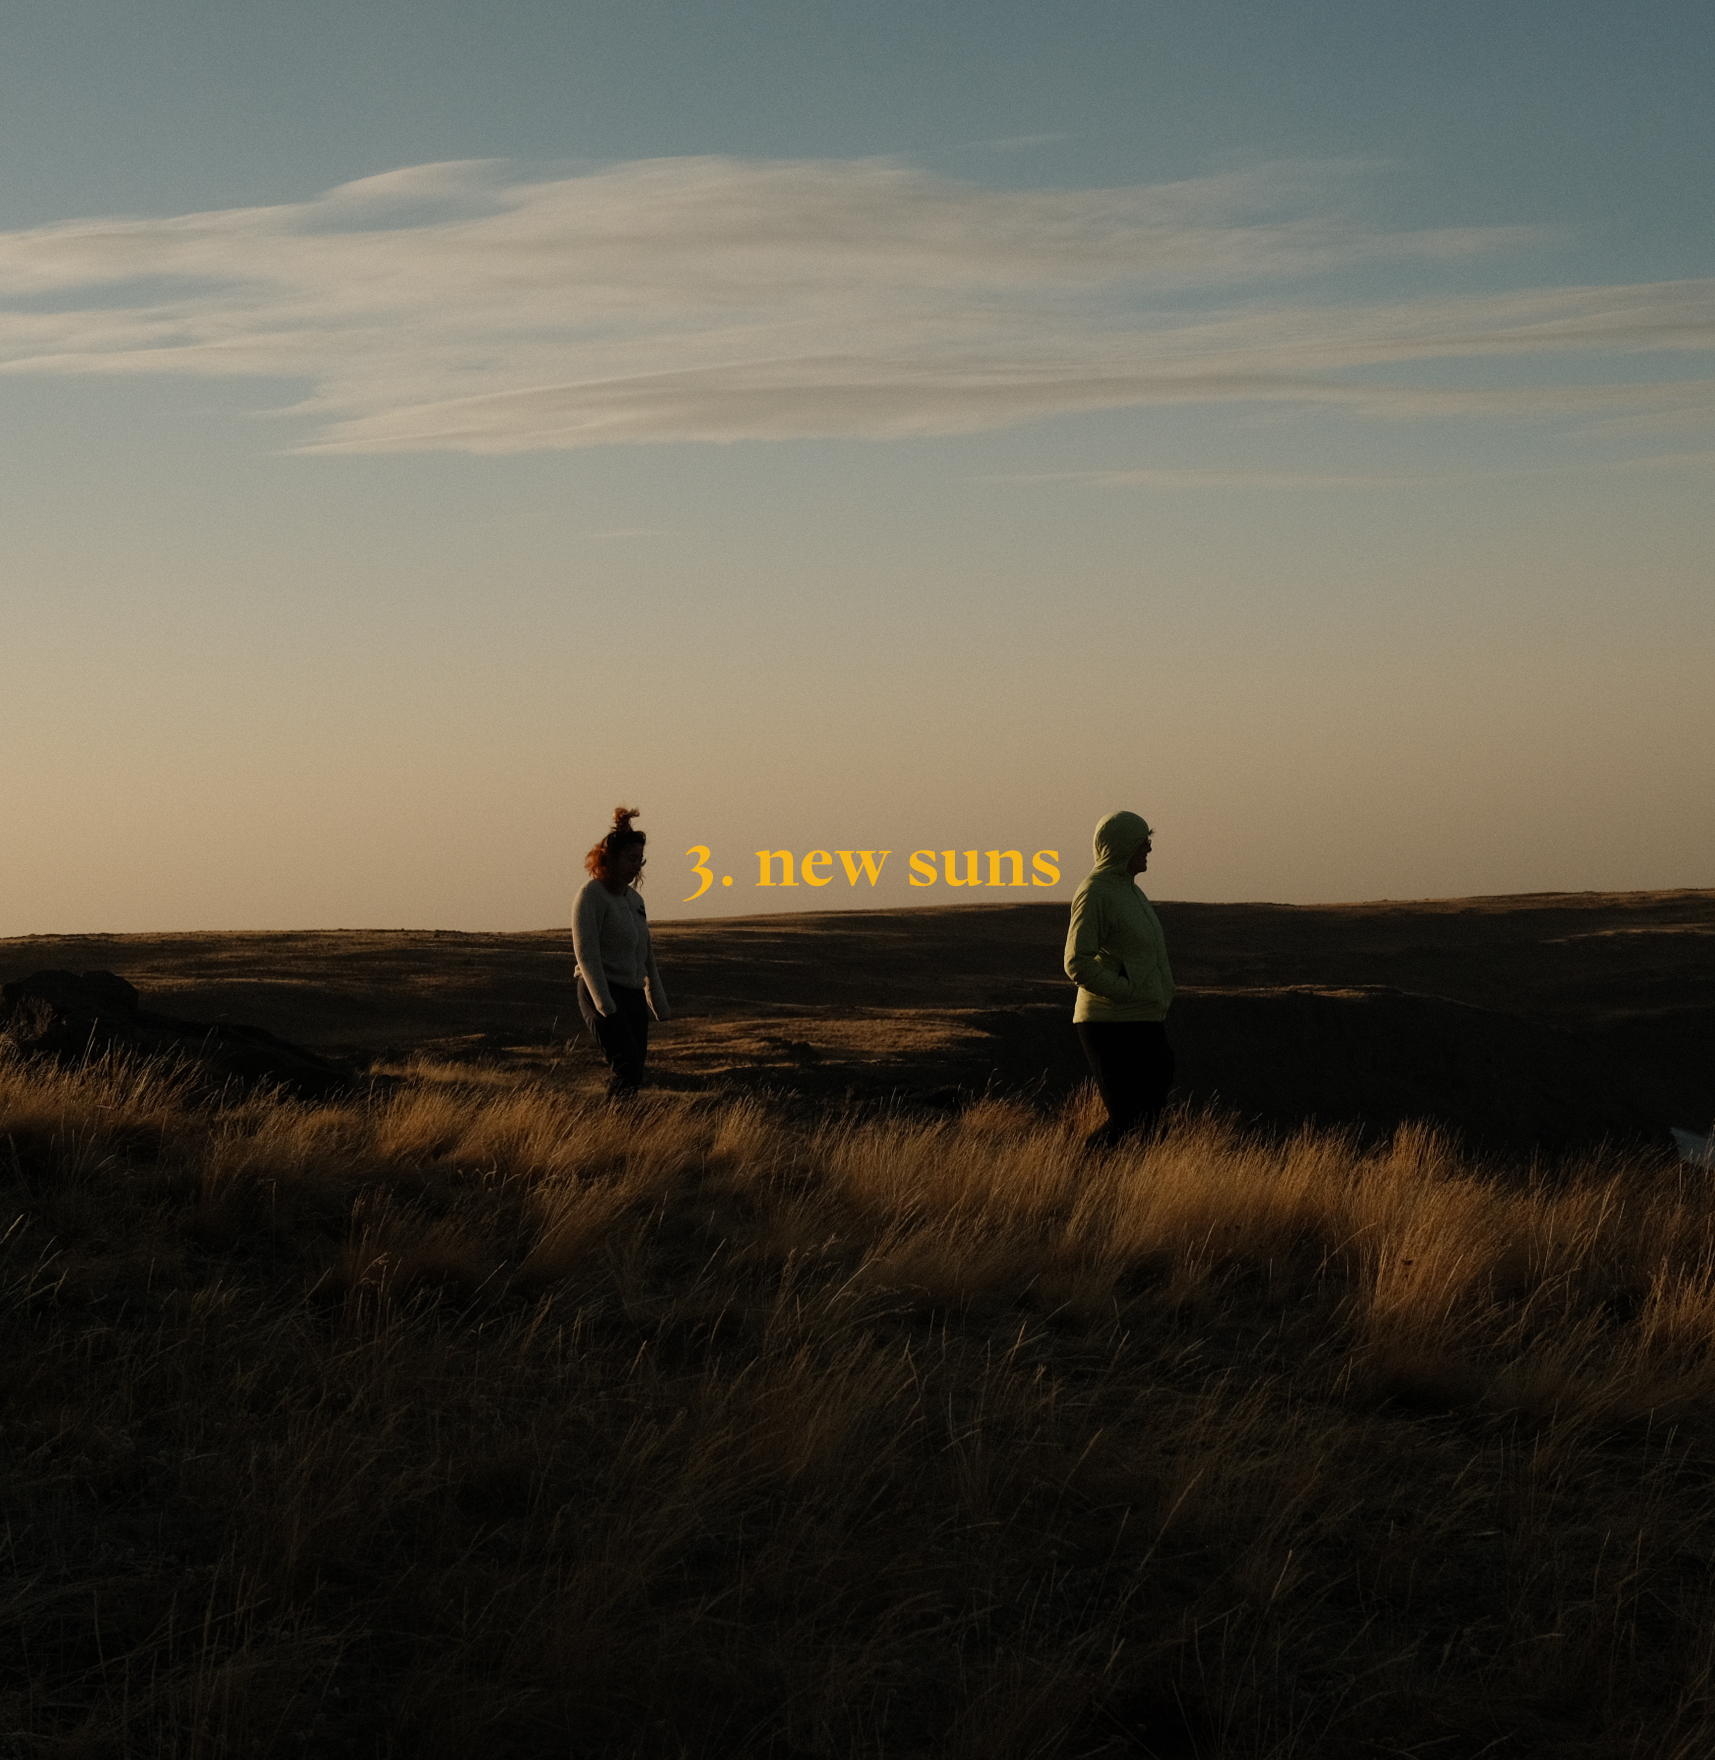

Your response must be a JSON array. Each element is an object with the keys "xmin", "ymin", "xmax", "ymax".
[
  {"xmin": 4, "ymin": 891, "xmax": 1715, "ymax": 1758},
  {"xmin": 8, "ymin": 887, "xmax": 1714, "ymax": 1156}
]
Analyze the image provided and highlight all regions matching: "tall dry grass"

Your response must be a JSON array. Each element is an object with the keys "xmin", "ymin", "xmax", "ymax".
[{"xmin": 4, "ymin": 1047, "xmax": 1714, "ymax": 1757}]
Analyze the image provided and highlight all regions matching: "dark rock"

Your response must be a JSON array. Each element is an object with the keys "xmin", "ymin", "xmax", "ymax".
[
  {"xmin": 0, "ymin": 969, "xmax": 354, "ymax": 1101},
  {"xmin": 16, "ymin": 968, "xmax": 142, "ymax": 1017}
]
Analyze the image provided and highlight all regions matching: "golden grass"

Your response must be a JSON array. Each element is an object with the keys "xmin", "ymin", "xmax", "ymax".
[{"xmin": 4, "ymin": 1048, "xmax": 1714, "ymax": 1756}]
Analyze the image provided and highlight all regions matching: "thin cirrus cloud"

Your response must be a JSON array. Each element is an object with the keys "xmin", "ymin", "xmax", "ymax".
[
  {"xmin": 0, "ymin": 155, "xmax": 1709, "ymax": 455},
  {"xmin": 997, "ymin": 446, "xmax": 1715, "ymax": 493}
]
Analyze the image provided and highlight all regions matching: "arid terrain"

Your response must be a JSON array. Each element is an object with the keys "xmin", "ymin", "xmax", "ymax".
[{"xmin": 7, "ymin": 888, "xmax": 1713, "ymax": 1157}]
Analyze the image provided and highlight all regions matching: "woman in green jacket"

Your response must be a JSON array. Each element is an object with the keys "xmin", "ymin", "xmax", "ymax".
[{"xmin": 1063, "ymin": 810, "xmax": 1175, "ymax": 1149}]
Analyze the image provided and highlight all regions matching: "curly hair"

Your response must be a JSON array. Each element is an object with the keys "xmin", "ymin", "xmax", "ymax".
[{"xmin": 585, "ymin": 806, "xmax": 647, "ymax": 886}]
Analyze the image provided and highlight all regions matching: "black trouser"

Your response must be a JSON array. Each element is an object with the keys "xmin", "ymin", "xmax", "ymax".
[
  {"xmin": 578, "ymin": 979, "xmax": 650, "ymax": 1096},
  {"xmin": 1076, "ymin": 1019, "xmax": 1174, "ymax": 1148}
]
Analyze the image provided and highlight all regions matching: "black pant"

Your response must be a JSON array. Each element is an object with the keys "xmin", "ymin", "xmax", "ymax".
[
  {"xmin": 1076, "ymin": 1019, "xmax": 1174, "ymax": 1148},
  {"xmin": 578, "ymin": 979, "xmax": 650, "ymax": 1096}
]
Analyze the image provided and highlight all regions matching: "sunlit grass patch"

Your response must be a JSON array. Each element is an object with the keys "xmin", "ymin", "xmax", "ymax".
[{"xmin": 3, "ymin": 1046, "xmax": 1713, "ymax": 1756}]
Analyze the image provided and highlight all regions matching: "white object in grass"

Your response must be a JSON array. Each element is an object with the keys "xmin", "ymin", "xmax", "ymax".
[{"xmin": 1670, "ymin": 1127, "xmax": 1715, "ymax": 1168}]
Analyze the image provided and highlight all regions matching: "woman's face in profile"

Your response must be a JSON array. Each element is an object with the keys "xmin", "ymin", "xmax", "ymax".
[
  {"xmin": 1127, "ymin": 837, "xmax": 1152, "ymax": 876},
  {"xmin": 611, "ymin": 843, "xmax": 646, "ymax": 887}
]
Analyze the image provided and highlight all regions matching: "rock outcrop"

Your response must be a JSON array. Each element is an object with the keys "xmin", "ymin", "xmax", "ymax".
[{"xmin": 0, "ymin": 969, "xmax": 354, "ymax": 1099}]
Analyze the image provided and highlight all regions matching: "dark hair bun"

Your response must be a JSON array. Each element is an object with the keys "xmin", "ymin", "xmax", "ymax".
[{"xmin": 586, "ymin": 806, "xmax": 646, "ymax": 880}]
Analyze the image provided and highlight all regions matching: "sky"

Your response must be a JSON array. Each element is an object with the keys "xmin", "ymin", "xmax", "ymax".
[{"xmin": 2, "ymin": 1, "xmax": 1711, "ymax": 932}]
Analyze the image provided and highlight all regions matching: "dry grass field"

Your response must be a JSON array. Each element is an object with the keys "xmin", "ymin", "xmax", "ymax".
[
  {"xmin": 5, "ymin": 892, "xmax": 1715, "ymax": 1756},
  {"xmin": 6, "ymin": 1046, "xmax": 1715, "ymax": 1757}
]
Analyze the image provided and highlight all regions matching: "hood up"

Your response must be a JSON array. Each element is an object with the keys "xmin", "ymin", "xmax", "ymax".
[{"xmin": 1091, "ymin": 810, "xmax": 1152, "ymax": 873}]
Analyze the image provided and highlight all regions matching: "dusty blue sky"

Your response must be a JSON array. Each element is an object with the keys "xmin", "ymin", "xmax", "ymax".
[{"xmin": 2, "ymin": 2, "xmax": 1711, "ymax": 930}]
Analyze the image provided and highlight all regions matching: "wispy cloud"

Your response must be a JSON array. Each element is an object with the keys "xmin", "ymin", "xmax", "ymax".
[
  {"xmin": 1007, "ymin": 466, "xmax": 1451, "ymax": 490},
  {"xmin": 0, "ymin": 157, "xmax": 1707, "ymax": 454},
  {"xmin": 955, "ymin": 132, "xmax": 1074, "ymax": 153},
  {"xmin": 1002, "ymin": 448, "xmax": 1715, "ymax": 492}
]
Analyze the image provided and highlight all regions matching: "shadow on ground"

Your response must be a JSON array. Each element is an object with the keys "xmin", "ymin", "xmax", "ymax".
[{"xmin": 5, "ymin": 890, "xmax": 1712, "ymax": 1160}]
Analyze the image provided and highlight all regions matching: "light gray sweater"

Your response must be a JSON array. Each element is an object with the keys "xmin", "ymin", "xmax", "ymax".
[{"xmin": 573, "ymin": 878, "xmax": 670, "ymax": 1019}]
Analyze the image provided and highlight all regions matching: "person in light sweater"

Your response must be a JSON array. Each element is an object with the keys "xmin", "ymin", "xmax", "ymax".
[
  {"xmin": 573, "ymin": 807, "xmax": 670, "ymax": 1097},
  {"xmin": 1063, "ymin": 809, "xmax": 1175, "ymax": 1149}
]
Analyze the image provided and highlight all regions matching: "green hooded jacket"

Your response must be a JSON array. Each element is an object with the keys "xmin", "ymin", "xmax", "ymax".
[{"xmin": 1063, "ymin": 810, "xmax": 1175, "ymax": 1024}]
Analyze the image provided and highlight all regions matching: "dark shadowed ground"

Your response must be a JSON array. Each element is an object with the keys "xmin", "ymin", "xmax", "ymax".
[{"xmin": 5, "ymin": 889, "xmax": 1713, "ymax": 1159}]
